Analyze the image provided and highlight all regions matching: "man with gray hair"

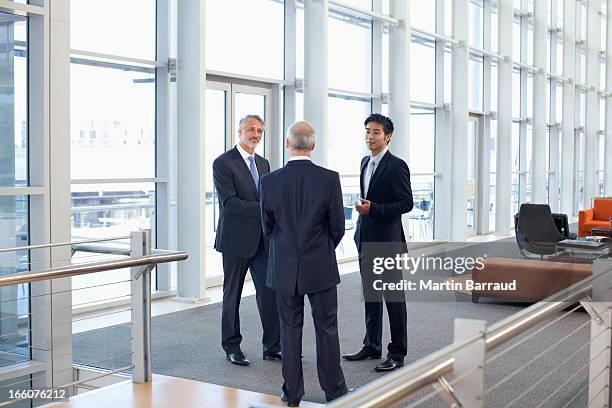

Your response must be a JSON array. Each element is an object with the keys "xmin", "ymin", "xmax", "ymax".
[
  {"xmin": 213, "ymin": 114, "xmax": 280, "ymax": 367},
  {"xmin": 260, "ymin": 121, "xmax": 348, "ymax": 406}
]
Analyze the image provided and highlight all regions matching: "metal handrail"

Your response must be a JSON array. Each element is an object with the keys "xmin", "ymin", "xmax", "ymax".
[
  {"xmin": 0, "ymin": 235, "xmax": 130, "ymax": 254},
  {"xmin": 329, "ymin": 263, "xmax": 604, "ymax": 408},
  {"xmin": 0, "ymin": 251, "xmax": 188, "ymax": 287}
]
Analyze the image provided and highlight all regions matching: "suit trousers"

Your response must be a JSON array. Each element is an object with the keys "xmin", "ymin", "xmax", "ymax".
[
  {"xmin": 221, "ymin": 240, "xmax": 280, "ymax": 355},
  {"xmin": 359, "ymin": 253, "xmax": 407, "ymax": 361},
  {"xmin": 276, "ymin": 286, "xmax": 347, "ymax": 403}
]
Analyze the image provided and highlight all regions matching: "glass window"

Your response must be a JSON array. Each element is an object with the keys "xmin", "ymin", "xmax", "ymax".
[
  {"xmin": 297, "ymin": 8, "xmax": 304, "ymax": 79},
  {"xmin": 491, "ymin": 9, "xmax": 498, "ymax": 53},
  {"xmin": 0, "ymin": 196, "xmax": 29, "ymax": 368},
  {"xmin": 0, "ymin": 13, "xmax": 27, "ymax": 187},
  {"xmin": 512, "ymin": 69, "xmax": 521, "ymax": 118},
  {"xmin": 71, "ymin": 183, "xmax": 155, "ymax": 240},
  {"xmin": 469, "ymin": 1, "xmax": 484, "ymax": 48},
  {"xmin": 513, "ymin": 21, "xmax": 521, "ymax": 62},
  {"xmin": 206, "ymin": 0, "xmax": 284, "ymax": 80},
  {"xmin": 491, "ymin": 63, "xmax": 498, "ymax": 113},
  {"xmin": 411, "ymin": 37, "xmax": 435, "ymax": 103},
  {"xmin": 327, "ymin": 96, "xmax": 370, "ymax": 260},
  {"xmin": 444, "ymin": 48, "xmax": 452, "ymax": 105},
  {"xmin": 327, "ymin": 97, "xmax": 370, "ymax": 175},
  {"xmin": 382, "ymin": 32, "xmax": 389, "ymax": 94},
  {"xmin": 411, "ymin": 1, "xmax": 435, "ymax": 32},
  {"xmin": 409, "ymin": 108, "xmax": 435, "ymax": 174},
  {"xmin": 445, "ymin": 0, "xmax": 453, "ymax": 36},
  {"xmin": 328, "ymin": 15, "xmax": 371, "ymax": 93},
  {"xmin": 71, "ymin": 0, "xmax": 155, "ymax": 60},
  {"xmin": 469, "ymin": 55, "xmax": 484, "ymax": 111},
  {"xmin": 555, "ymin": 83, "xmax": 562, "ymax": 121},
  {"xmin": 527, "ymin": 28, "xmax": 533, "ymax": 66},
  {"xmin": 526, "ymin": 75, "xmax": 533, "ymax": 118},
  {"xmin": 70, "ymin": 64, "xmax": 155, "ymax": 179}
]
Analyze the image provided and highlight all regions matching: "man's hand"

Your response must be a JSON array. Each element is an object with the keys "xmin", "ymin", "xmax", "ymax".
[{"xmin": 355, "ymin": 198, "xmax": 371, "ymax": 215}]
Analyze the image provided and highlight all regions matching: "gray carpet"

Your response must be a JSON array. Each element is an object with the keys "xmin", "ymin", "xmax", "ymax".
[{"xmin": 73, "ymin": 240, "xmax": 591, "ymax": 407}]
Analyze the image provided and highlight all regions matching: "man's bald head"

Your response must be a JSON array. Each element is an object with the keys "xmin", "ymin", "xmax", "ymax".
[{"xmin": 287, "ymin": 121, "xmax": 316, "ymax": 152}]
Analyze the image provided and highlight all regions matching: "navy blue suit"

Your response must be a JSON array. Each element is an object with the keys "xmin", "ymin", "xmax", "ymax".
[
  {"xmin": 354, "ymin": 150, "xmax": 413, "ymax": 361},
  {"xmin": 213, "ymin": 147, "xmax": 280, "ymax": 356},
  {"xmin": 260, "ymin": 159, "xmax": 347, "ymax": 403}
]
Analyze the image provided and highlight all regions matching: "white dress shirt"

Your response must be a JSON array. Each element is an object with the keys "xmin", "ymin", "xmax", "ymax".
[
  {"xmin": 236, "ymin": 143, "xmax": 259, "ymax": 177},
  {"xmin": 363, "ymin": 146, "xmax": 388, "ymax": 198},
  {"xmin": 287, "ymin": 155, "xmax": 312, "ymax": 162}
]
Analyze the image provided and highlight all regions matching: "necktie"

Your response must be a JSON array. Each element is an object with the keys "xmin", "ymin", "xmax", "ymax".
[
  {"xmin": 247, "ymin": 156, "xmax": 259, "ymax": 191},
  {"xmin": 364, "ymin": 159, "xmax": 376, "ymax": 198}
]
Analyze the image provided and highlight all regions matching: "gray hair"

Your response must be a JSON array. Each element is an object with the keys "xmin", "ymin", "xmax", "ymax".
[
  {"xmin": 238, "ymin": 114, "xmax": 265, "ymax": 130},
  {"xmin": 287, "ymin": 121, "xmax": 316, "ymax": 151}
]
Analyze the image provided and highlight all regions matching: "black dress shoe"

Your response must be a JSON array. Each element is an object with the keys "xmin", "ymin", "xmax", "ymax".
[
  {"xmin": 226, "ymin": 351, "xmax": 250, "ymax": 366},
  {"xmin": 263, "ymin": 352, "xmax": 282, "ymax": 361},
  {"xmin": 280, "ymin": 392, "xmax": 300, "ymax": 407},
  {"xmin": 342, "ymin": 347, "xmax": 382, "ymax": 361},
  {"xmin": 374, "ymin": 357, "xmax": 404, "ymax": 372}
]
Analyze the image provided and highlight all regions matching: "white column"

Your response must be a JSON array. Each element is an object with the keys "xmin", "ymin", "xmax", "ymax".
[
  {"xmin": 283, "ymin": 0, "xmax": 297, "ymax": 165},
  {"xmin": 450, "ymin": 0, "xmax": 469, "ymax": 241},
  {"xmin": 605, "ymin": 0, "xmax": 612, "ymax": 195},
  {"xmin": 176, "ymin": 0, "xmax": 207, "ymax": 301},
  {"xmin": 434, "ymin": 0, "xmax": 450, "ymax": 240},
  {"xmin": 28, "ymin": 0, "xmax": 53, "ymax": 391},
  {"xmin": 584, "ymin": 0, "xmax": 601, "ymax": 207},
  {"xmin": 155, "ymin": 0, "xmax": 171, "ymax": 291},
  {"xmin": 372, "ymin": 0, "xmax": 383, "ymax": 114},
  {"xmin": 389, "ymin": 0, "xmax": 410, "ymax": 162},
  {"xmin": 304, "ymin": 0, "xmax": 328, "ymax": 166},
  {"xmin": 389, "ymin": 0, "xmax": 411, "ymax": 240},
  {"xmin": 561, "ymin": 0, "xmax": 576, "ymax": 216},
  {"xmin": 531, "ymin": 0, "xmax": 547, "ymax": 203},
  {"xmin": 48, "ymin": 0, "xmax": 73, "ymax": 388}
]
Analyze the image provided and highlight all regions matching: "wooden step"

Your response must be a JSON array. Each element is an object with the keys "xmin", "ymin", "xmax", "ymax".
[{"xmin": 45, "ymin": 374, "xmax": 323, "ymax": 408}]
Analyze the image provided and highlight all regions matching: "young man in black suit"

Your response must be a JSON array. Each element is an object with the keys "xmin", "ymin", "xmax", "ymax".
[
  {"xmin": 343, "ymin": 113, "xmax": 413, "ymax": 372},
  {"xmin": 212, "ymin": 114, "xmax": 280, "ymax": 366},
  {"xmin": 260, "ymin": 121, "xmax": 348, "ymax": 406}
]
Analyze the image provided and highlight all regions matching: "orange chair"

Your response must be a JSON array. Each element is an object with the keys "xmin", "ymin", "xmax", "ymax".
[{"xmin": 578, "ymin": 197, "xmax": 612, "ymax": 237}]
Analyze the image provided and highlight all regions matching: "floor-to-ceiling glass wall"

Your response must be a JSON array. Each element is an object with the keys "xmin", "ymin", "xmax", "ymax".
[
  {"xmin": 0, "ymin": 11, "xmax": 30, "ymax": 369},
  {"xmin": 69, "ymin": 0, "xmax": 157, "ymax": 303}
]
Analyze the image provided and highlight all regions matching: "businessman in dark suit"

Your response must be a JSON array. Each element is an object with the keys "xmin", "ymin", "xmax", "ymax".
[
  {"xmin": 260, "ymin": 121, "xmax": 348, "ymax": 406},
  {"xmin": 343, "ymin": 114, "xmax": 413, "ymax": 372},
  {"xmin": 213, "ymin": 114, "xmax": 280, "ymax": 366}
]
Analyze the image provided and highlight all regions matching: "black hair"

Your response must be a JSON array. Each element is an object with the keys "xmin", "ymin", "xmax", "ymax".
[{"xmin": 364, "ymin": 113, "xmax": 394, "ymax": 135}]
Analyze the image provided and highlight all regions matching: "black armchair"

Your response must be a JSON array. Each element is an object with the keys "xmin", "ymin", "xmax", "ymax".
[{"xmin": 514, "ymin": 204, "xmax": 568, "ymax": 259}]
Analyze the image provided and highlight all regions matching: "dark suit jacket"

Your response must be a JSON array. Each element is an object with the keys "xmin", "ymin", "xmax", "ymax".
[
  {"xmin": 213, "ymin": 146, "xmax": 270, "ymax": 258},
  {"xmin": 260, "ymin": 160, "xmax": 345, "ymax": 296},
  {"xmin": 354, "ymin": 151, "xmax": 413, "ymax": 251}
]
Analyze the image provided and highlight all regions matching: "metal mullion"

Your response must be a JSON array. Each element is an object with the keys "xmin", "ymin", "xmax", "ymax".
[
  {"xmin": 328, "ymin": 0, "xmax": 399, "ymax": 25},
  {"xmin": 69, "ymin": 49, "xmax": 162, "ymax": 69}
]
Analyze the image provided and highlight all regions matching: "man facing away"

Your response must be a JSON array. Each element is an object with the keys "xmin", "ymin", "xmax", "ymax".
[
  {"xmin": 260, "ymin": 121, "xmax": 348, "ymax": 406},
  {"xmin": 213, "ymin": 114, "xmax": 281, "ymax": 366},
  {"xmin": 343, "ymin": 113, "xmax": 413, "ymax": 372}
]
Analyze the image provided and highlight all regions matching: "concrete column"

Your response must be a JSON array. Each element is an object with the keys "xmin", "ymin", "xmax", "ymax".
[
  {"xmin": 584, "ymin": 0, "xmax": 601, "ymax": 207},
  {"xmin": 606, "ymin": 0, "xmax": 612, "ymax": 196},
  {"xmin": 389, "ymin": 0, "xmax": 410, "ymax": 162},
  {"xmin": 531, "ymin": 0, "xmax": 548, "ymax": 203},
  {"xmin": 561, "ymin": 0, "xmax": 576, "ymax": 215},
  {"xmin": 434, "ymin": 0, "xmax": 450, "ymax": 240},
  {"xmin": 283, "ymin": 0, "xmax": 297, "ymax": 166},
  {"xmin": 304, "ymin": 0, "xmax": 328, "ymax": 166},
  {"xmin": 176, "ymin": 0, "xmax": 207, "ymax": 301},
  {"xmin": 450, "ymin": 0, "xmax": 469, "ymax": 241}
]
